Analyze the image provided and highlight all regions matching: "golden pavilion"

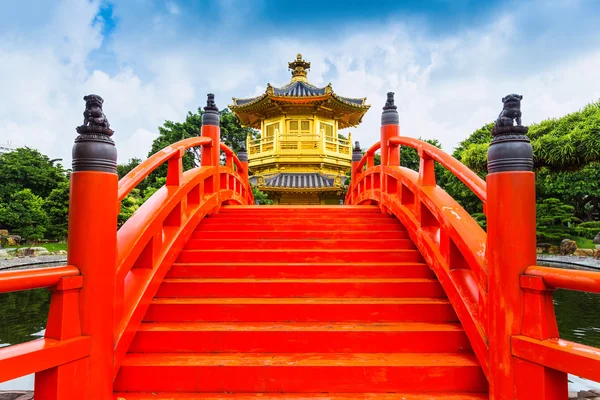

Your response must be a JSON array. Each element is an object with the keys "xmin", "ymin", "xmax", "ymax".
[{"xmin": 230, "ymin": 54, "xmax": 371, "ymax": 205}]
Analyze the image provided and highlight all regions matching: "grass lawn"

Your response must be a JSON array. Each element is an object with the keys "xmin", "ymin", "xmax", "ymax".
[
  {"xmin": 573, "ymin": 236, "xmax": 596, "ymax": 249},
  {"xmin": 5, "ymin": 242, "xmax": 68, "ymax": 252}
]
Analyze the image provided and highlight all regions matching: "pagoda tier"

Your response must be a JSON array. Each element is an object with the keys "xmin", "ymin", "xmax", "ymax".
[
  {"xmin": 230, "ymin": 54, "xmax": 370, "ymax": 205},
  {"xmin": 230, "ymin": 54, "xmax": 370, "ymax": 129}
]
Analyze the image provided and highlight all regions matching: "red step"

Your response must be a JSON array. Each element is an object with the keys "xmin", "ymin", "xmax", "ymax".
[
  {"xmin": 201, "ymin": 218, "xmax": 402, "ymax": 226},
  {"xmin": 114, "ymin": 394, "xmax": 488, "ymax": 400},
  {"xmin": 113, "ymin": 353, "xmax": 487, "ymax": 393},
  {"xmin": 156, "ymin": 278, "xmax": 444, "ymax": 298},
  {"xmin": 116, "ymin": 205, "xmax": 486, "ymax": 398},
  {"xmin": 129, "ymin": 322, "xmax": 470, "ymax": 353},
  {"xmin": 144, "ymin": 298, "xmax": 457, "ymax": 322},
  {"xmin": 177, "ymin": 249, "xmax": 423, "ymax": 263},
  {"xmin": 186, "ymin": 238, "xmax": 415, "ymax": 250},
  {"xmin": 208, "ymin": 212, "xmax": 395, "ymax": 219},
  {"xmin": 196, "ymin": 222, "xmax": 403, "ymax": 231},
  {"xmin": 218, "ymin": 205, "xmax": 382, "ymax": 214},
  {"xmin": 190, "ymin": 230, "xmax": 410, "ymax": 240},
  {"xmin": 166, "ymin": 262, "xmax": 434, "ymax": 279}
]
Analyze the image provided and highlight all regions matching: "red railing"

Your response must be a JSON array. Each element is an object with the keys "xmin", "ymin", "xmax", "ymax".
[
  {"xmin": 0, "ymin": 266, "xmax": 90, "ymax": 398},
  {"xmin": 347, "ymin": 93, "xmax": 600, "ymax": 399},
  {"xmin": 113, "ymin": 136, "xmax": 252, "ymax": 373},
  {"xmin": 0, "ymin": 94, "xmax": 254, "ymax": 398},
  {"xmin": 347, "ymin": 134, "xmax": 490, "ymax": 378},
  {"xmin": 513, "ymin": 266, "xmax": 600, "ymax": 396}
]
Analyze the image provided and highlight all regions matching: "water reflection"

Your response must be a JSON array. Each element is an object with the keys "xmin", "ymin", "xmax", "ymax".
[
  {"xmin": 554, "ymin": 289, "xmax": 600, "ymax": 348},
  {"xmin": 0, "ymin": 289, "xmax": 50, "ymax": 347}
]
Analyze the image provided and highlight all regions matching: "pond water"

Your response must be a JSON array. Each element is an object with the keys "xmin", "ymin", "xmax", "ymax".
[{"xmin": 0, "ymin": 287, "xmax": 599, "ymax": 392}]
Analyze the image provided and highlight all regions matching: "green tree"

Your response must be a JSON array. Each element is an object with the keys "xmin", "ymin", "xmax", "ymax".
[
  {"xmin": 252, "ymin": 185, "xmax": 273, "ymax": 205},
  {"xmin": 43, "ymin": 181, "xmax": 70, "ymax": 240},
  {"xmin": 150, "ymin": 111, "xmax": 203, "ymax": 168},
  {"xmin": 148, "ymin": 108, "xmax": 258, "ymax": 174},
  {"xmin": 459, "ymin": 101, "xmax": 600, "ymax": 173},
  {"xmin": 220, "ymin": 108, "xmax": 259, "ymax": 154},
  {"xmin": 0, "ymin": 189, "xmax": 49, "ymax": 241},
  {"xmin": 0, "ymin": 147, "xmax": 68, "ymax": 203},
  {"xmin": 118, "ymin": 188, "xmax": 144, "ymax": 227},
  {"xmin": 142, "ymin": 177, "xmax": 166, "ymax": 202},
  {"xmin": 537, "ymin": 164, "xmax": 600, "ymax": 221},
  {"xmin": 536, "ymin": 198, "xmax": 578, "ymax": 242}
]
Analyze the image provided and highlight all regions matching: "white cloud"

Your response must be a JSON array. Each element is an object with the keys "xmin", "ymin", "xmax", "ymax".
[
  {"xmin": 166, "ymin": 2, "xmax": 180, "ymax": 15},
  {"xmin": 1, "ymin": 0, "xmax": 600, "ymax": 168}
]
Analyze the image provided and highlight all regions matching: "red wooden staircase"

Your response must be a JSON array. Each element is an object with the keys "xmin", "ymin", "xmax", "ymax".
[{"xmin": 113, "ymin": 206, "xmax": 488, "ymax": 399}]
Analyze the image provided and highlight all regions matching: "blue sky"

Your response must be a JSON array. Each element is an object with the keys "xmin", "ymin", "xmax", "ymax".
[{"xmin": 1, "ymin": 0, "xmax": 600, "ymax": 164}]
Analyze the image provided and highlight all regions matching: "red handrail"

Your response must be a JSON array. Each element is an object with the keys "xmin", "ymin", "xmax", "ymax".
[
  {"xmin": 0, "ymin": 265, "xmax": 79, "ymax": 293},
  {"xmin": 524, "ymin": 265, "xmax": 600, "ymax": 294},
  {"xmin": 220, "ymin": 143, "xmax": 245, "ymax": 171},
  {"xmin": 388, "ymin": 136, "xmax": 487, "ymax": 203},
  {"xmin": 118, "ymin": 136, "xmax": 212, "ymax": 201},
  {"xmin": 355, "ymin": 142, "xmax": 381, "ymax": 172},
  {"xmin": 347, "ymin": 134, "xmax": 490, "ymax": 376},
  {"xmin": 348, "ymin": 118, "xmax": 600, "ymax": 399}
]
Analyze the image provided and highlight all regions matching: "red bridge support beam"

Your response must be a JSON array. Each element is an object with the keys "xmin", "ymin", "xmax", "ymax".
[{"xmin": 67, "ymin": 94, "xmax": 119, "ymax": 399}]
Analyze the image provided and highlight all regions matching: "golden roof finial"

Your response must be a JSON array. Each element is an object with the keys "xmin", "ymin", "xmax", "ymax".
[{"xmin": 288, "ymin": 53, "xmax": 311, "ymax": 81}]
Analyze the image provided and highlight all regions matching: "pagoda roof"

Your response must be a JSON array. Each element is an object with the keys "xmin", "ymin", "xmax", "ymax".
[
  {"xmin": 230, "ymin": 54, "xmax": 370, "ymax": 129},
  {"xmin": 250, "ymin": 173, "xmax": 337, "ymax": 190},
  {"xmin": 232, "ymin": 81, "xmax": 368, "ymax": 108}
]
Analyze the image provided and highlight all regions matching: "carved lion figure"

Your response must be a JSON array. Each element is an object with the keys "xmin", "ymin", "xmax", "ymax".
[
  {"xmin": 83, "ymin": 94, "xmax": 110, "ymax": 129},
  {"xmin": 496, "ymin": 93, "xmax": 523, "ymax": 128}
]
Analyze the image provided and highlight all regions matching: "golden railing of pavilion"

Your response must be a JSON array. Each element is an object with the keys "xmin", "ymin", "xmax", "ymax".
[{"xmin": 247, "ymin": 133, "xmax": 352, "ymax": 158}]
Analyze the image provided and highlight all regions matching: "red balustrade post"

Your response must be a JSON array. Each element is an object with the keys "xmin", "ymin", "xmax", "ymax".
[
  {"xmin": 486, "ymin": 94, "xmax": 537, "ymax": 400},
  {"xmin": 201, "ymin": 93, "xmax": 221, "ymax": 199},
  {"xmin": 35, "ymin": 276, "xmax": 87, "ymax": 399},
  {"xmin": 67, "ymin": 94, "xmax": 118, "ymax": 398},
  {"xmin": 380, "ymin": 92, "xmax": 400, "ymax": 167},
  {"xmin": 380, "ymin": 92, "xmax": 399, "ymax": 211},
  {"xmin": 350, "ymin": 142, "xmax": 362, "ymax": 204},
  {"xmin": 237, "ymin": 147, "xmax": 250, "ymax": 203},
  {"xmin": 418, "ymin": 150, "xmax": 436, "ymax": 186},
  {"xmin": 388, "ymin": 142, "xmax": 400, "ymax": 167},
  {"xmin": 514, "ymin": 275, "xmax": 567, "ymax": 399},
  {"xmin": 201, "ymin": 93, "xmax": 221, "ymax": 168}
]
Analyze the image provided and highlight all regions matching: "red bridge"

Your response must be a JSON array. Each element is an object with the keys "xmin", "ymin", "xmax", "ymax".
[{"xmin": 1, "ymin": 93, "xmax": 599, "ymax": 399}]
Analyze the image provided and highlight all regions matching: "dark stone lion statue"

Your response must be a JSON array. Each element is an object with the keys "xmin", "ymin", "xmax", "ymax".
[
  {"xmin": 82, "ymin": 94, "xmax": 110, "ymax": 130},
  {"xmin": 495, "ymin": 93, "xmax": 523, "ymax": 128}
]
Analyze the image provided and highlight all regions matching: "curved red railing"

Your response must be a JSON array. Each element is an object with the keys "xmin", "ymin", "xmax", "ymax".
[
  {"xmin": 347, "ymin": 136, "xmax": 490, "ymax": 377},
  {"xmin": 347, "ymin": 129, "xmax": 600, "ymax": 399},
  {"xmin": 118, "ymin": 136, "xmax": 212, "ymax": 201},
  {"xmin": 0, "ymin": 119, "xmax": 254, "ymax": 396},
  {"xmin": 388, "ymin": 137, "xmax": 487, "ymax": 203},
  {"xmin": 0, "ymin": 265, "xmax": 90, "ymax": 391},
  {"xmin": 513, "ymin": 266, "xmax": 600, "ymax": 387},
  {"xmin": 113, "ymin": 137, "xmax": 253, "ymax": 373}
]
